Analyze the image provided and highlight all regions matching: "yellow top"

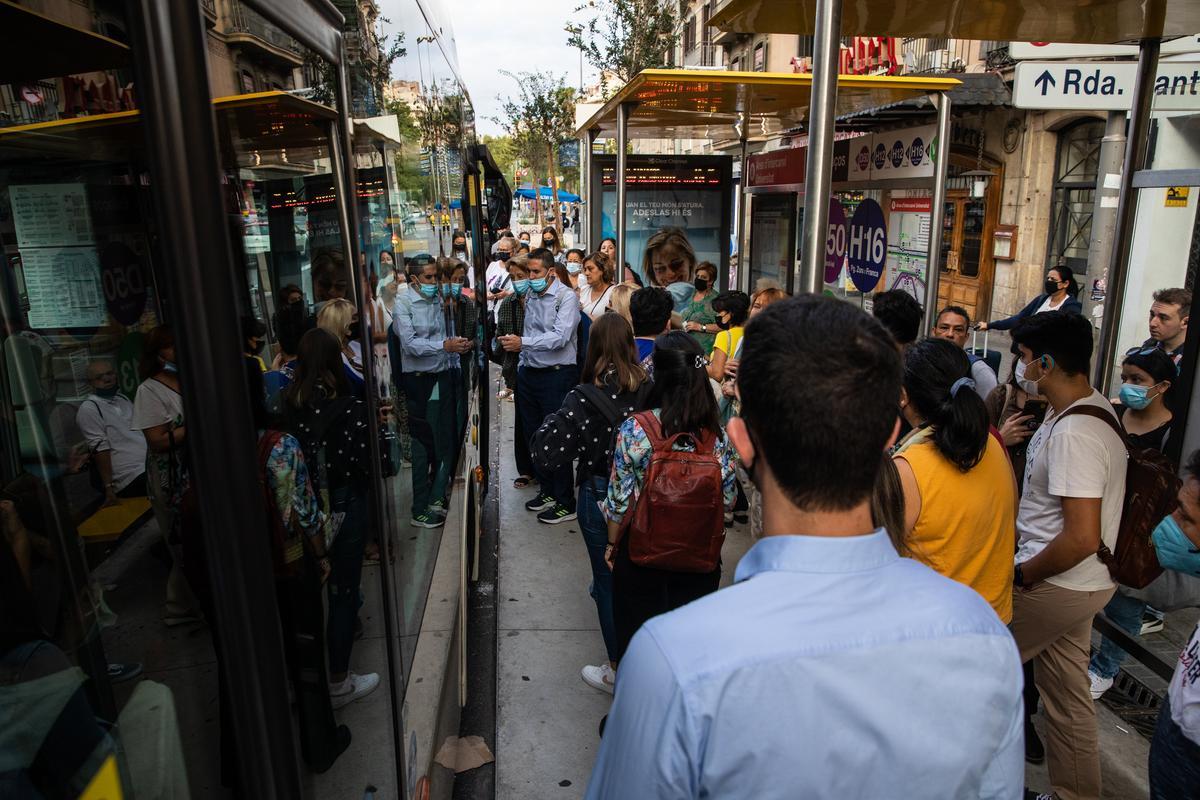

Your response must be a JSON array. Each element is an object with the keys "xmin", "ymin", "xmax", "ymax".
[
  {"xmin": 712, "ymin": 326, "xmax": 744, "ymax": 359},
  {"xmin": 896, "ymin": 434, "xmax": 1015, "ymax": 622}
]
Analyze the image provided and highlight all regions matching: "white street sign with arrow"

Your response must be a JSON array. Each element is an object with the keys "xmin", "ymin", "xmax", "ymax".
[{"xmin": 1013, "ymin": 61, "xmax": 1200, "ymax": 111}]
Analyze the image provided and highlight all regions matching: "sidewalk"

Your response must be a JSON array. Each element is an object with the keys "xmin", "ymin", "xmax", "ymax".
[{"xmin": 493, "ymin": 392, "xmax": 753, "ymax": 797}]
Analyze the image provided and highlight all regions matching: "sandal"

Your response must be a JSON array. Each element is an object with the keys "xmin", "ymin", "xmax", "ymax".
[{"xmin": 513, "ymin": 475, "xmax": 535, "ymax": 489}]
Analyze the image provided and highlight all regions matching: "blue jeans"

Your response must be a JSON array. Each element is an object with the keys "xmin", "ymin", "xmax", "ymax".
[
  {"xmin": 578, "ymin": 475, "xmax": 617, "ymax": 663},
  {"xmin": 516, "ymin": 365, "xmax": 576, "ymax": 510},
  {"xmin": 1089, "ymin": 591, "xmax": 1146, "ymax": 679},
  {"xmin": 1150, "ymin": 696, "xmax": 1200, "ymax": 799},
  {"xmin": 327, "ymin": 484, "xmax": 367, "ymax": 676}
]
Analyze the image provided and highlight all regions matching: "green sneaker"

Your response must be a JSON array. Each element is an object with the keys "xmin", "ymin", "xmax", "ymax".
[
  {"xmin": 411, "ymin": 511, "xmax": 444, "ymax": 529},
  {"xmin": 429, "ymin": 498, "xmax": 448, "ymax": 519},
  {"xmin": 537, "ymin": 504, "xmax": 577, "ymax": 525}
]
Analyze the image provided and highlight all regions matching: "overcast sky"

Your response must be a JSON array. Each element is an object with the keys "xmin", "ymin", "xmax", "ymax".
[{"xmin": 384, "ymin": 0, "xmax": 598, "ymax": 137}]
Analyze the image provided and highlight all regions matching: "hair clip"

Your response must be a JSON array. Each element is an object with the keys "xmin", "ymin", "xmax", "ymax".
[{"xmin": 695, "ymin": 355, "xmax": 709, "ymax": 370}]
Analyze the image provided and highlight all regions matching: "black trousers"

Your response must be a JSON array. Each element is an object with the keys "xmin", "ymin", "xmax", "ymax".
[{"xmin": 611, "ymin": 539, "xmax": 720, "ymax": 663}]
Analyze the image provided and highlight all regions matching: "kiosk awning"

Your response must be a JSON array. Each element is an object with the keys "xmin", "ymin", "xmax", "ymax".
[
  {"xmin": 574, "ymin": 69, "xmax": 959, "ymax": 141},
  {"xmin": 709, "ymin": 0, "xmax": 1200, "ymax": 44}
]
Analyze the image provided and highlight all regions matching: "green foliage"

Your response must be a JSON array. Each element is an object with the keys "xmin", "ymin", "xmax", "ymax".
[
  {"xmin": 566, "ymin": 0, "xmax": 678, "ymax": 98},
  {"xmin": 494, "ymin": 72, "xmax": 577, "ymax": 231}
]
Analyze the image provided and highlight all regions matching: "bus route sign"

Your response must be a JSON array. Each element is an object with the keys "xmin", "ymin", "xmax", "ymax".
[{"xmin": 847, "ymin": 199, "xmax": 886, "ymax": 292}]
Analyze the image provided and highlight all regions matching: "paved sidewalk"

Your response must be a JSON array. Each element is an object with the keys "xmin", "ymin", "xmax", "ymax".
[{"xmin": 493, "ymin": 393, "xmax": 753, "ymax": 798}]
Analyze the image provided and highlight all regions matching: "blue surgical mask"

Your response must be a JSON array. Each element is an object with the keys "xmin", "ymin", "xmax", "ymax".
[
  {"xmin": 567, "ymin": 262, "xmax": 582, "ymax": 275},
  {"xmin": 418, "ymin": 283, "xmax": 439, "ymax": 299},
  {"xmin": 1152, "ymin": 514, "xmax": 1200, "ymax": 575},
  {"xmin": 512, "ymin": 279, "xmax": 530, "ymax": 295},
  {"xmin": 449, "ymin": 284, "xmax": 463, "ymax": 299},
  {"xmin": 529, "ymin": 277, "xmax": 549, "ymax": 294},
  {"xmin": 440, "ymin": 282, "xmax": 452, "ymax": 295},
  {"xmin": 161, "ymin": 360, "xmax": 178, "ymax": 374},
  {"xmin": 1119, "ymin": 383, "xmax": 1159, "ymax": 410}
]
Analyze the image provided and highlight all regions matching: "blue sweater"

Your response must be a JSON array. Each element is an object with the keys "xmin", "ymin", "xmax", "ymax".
[{"xmin": 987, "ymin": 293, "xmax": 1082, "ymax": 331}]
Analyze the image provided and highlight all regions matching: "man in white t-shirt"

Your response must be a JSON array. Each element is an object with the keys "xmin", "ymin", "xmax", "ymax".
[
  {"xmin": 76, "ymin": 360, "xmax": 148, "ymax": 505},
  {"xmin": 1008, "ymin": 311, "xmax": 1127, "ymax": 800}
]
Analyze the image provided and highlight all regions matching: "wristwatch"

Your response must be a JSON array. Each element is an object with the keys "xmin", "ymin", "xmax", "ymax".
[{"xmin": 1013, "ymin": 563, "xmax": 1026, "ymax": 589}]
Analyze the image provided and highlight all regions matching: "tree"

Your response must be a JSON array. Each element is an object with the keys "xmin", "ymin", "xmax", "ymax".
[
  {"xmin": 567, "ymin": 0, "xmax": 678, "ymax": 98},
  {"xmin": 495, "ymin": 72, "xmax": 576, "ymax": 236}
]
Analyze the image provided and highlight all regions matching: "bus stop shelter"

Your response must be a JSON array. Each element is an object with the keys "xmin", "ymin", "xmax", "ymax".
[
  {"xmin": 710, "ymin": 0, "xmax": 1200, "ymax": 385},
  {"xmin": 575, "ymin": 69, "xmax": 958, "ymax": 308}
]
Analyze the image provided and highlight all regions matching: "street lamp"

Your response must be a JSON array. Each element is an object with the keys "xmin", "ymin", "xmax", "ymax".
[
  {"xmin": 960, "ymin": 119, "xmax": 993, "ymax": 198},
  {"xmin": 564, "ymin": 23, "xmax": 584, "ymax": 94}
]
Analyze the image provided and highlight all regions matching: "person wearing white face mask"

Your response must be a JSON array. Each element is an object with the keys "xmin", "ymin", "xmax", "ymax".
[
  {"xmin": 1008, "ymin": 310, "xmax": 1128, "ymax": 800},
  {"xmin": 565, "ymin": 248, "xmax": 586, "ymax": 289}
]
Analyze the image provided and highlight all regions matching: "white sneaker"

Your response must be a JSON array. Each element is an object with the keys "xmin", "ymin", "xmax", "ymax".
[
  {"xmin": 1088, "ymin": 670, "xmax": 1114, "ymax": 700},
  {"xmin": 329, "ymin": 671, "xmax": 380, "ymax": 709},
  {"xmin": 581, "ymin": 663, "xmax": 615, "ymax": 695}
]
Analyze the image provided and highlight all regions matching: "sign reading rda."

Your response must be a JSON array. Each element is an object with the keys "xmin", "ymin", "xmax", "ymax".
[{"xmin": 1014, "ymin": 62, "xmax": 1200, "ymax": 111}]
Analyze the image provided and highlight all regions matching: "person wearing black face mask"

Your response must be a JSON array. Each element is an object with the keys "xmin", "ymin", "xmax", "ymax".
[
  {"xmin": 540, "ymin": 225, "xmax": 565, "ymax": 265},
  {"xmin": 977, "ymin": 265, "xmax": 1082, "ymax": 332},
  {"xmin": 241, "ymin": 315, "xmax": 269, "ymax": 372},
  {"xmin": 77, "ymin": 359, "xmax": 149, "ymax": 505},
  {"xmin": 681, "ymin": 261, "xmax": 719, "ymax": 353}
]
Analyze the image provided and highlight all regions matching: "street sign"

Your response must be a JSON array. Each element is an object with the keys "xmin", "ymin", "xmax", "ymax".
[
  {"xmin": 1013, "ymin": 61, "xmax": 1200, "ymax": 111},
  {"xmin": 1011, "ymin": 37, "xmax": 1200, "ymax": 61},
  {"xmin": 824, "ymin": 198, "xmax": 846, "ymax": 284},
  {"xmin": 847, "ymin": 199, "xmax": 886, "ymax": 292}
]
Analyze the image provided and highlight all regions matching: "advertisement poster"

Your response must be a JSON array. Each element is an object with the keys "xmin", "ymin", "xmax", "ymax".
[
  {"xmin": 885, "ymin": 198, "xmax": 932, "ymax": 303},
  {"xmin": 594, "ymin": 155, "xmax": 732, "ymax": 284},
  {"xmin": 22, "ymin": 246, "xmax": 106, "ymax": 329}
]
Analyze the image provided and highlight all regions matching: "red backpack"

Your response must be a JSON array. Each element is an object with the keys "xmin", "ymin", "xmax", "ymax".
[{"xmin": 620, "ymin": 411, "xmax": 726, "ymax": 573}]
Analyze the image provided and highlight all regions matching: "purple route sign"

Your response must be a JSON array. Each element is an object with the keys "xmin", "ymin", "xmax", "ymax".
[
  {"xmin": 847, "ymin": 198, "xmax": 886, "ymax": 293},
  {"xmin": 824, "ymin": 197, "xmax": 847, "ymax": 284}
]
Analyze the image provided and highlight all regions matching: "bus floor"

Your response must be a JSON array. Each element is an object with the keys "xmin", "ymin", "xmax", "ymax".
[{"xmin": 96, "ymin": 514, "xmax": 401, "ymax": 797}]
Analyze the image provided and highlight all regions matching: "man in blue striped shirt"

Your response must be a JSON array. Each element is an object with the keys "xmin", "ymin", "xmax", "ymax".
[
  {"xmin": 587, "ymin": 295, "xmax": 1023, "ymax": 800},
  {"xmin": 394, "ymin": 259, "xmax": 470, "ymax": 528},
  {"xmin": 498, "ymin": 248, "xmax": 581, "ymax": 525}
]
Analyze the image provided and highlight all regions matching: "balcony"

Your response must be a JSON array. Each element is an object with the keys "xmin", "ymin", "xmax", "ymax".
[
  {"xmin": 0, "ymin": 80, "xmax": 61, "ymax": 128},
  {"xmin": 224, "ymin": 0, "xmax": 303, "ymax": 66},
  {"xmin": 900, "ymin": 37, "xmax": 978, "ymax": 74},
  {"xmin": 682, "ymin": 43, "xmax": 724, "ymax": 69},
  {"xmin": 200, "ymin": 0, "xmax": 217, "ymax": 27}
]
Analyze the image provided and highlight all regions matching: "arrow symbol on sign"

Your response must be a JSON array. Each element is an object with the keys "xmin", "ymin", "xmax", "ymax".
[{"xmin": 1034, "ymin": 70, "xmax": 1057, "ymax": 95}]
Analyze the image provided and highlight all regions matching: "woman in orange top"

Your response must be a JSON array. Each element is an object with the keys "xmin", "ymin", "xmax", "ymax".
[{"xmin": 892, "ymin": 338, "xmax": 1017, "ymax": 622}]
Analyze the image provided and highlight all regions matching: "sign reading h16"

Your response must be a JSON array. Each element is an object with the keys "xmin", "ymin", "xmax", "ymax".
[{"xmin": 1013, "ymin": 62, "xmax": 1200, "ymax": 111}]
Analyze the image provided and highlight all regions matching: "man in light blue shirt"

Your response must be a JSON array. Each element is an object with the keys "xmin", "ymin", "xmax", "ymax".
[
  {"xmin": 498, "ymin": 248, "xmax": 580, "ymax": 525},
  {"xmin": 587, "ymin": 295, "xmax": 1023, "ymax": 800},
  {"xmin": 394, "ymin": 258, "xmax": 469, "ymax": 528}
]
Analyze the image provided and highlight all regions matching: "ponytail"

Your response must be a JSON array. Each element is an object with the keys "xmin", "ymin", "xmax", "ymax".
[{"xmin": 904, "ymin": 338, "xmax": 990, "ymax": 472}]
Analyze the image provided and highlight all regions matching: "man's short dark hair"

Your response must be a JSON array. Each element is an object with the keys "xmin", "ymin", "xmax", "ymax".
[
  {"xmin": 528, "ymin": 247, "xmax": 556, "ymax": 272},
  {"xmin": 872, "ymin": 290, "xmax": 922, "ymax": 345},
  {"xmin": 712, "ymin": 290, "xmax": 751, "ymax": 327},
  {"xmin": 1153, "ymin": 287, "xmax": 1191, "ymax": 318},
  {"xmin": 937, "ymin": 305, "xmax": 971, "ymax": 328},
  {"xmin": 740, "ymin": 296, "xmax": 902, "ymax": 511},
  {"xmin": 1010, "ymin": 310, "xmax": 1093, "ymax": 376},
  {"xmin": 629, "ymin": 287, "xmax": 674, "ymax": 337}
]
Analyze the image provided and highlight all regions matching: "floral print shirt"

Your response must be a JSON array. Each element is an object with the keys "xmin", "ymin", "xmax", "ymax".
[
  {"xmin": 602, "ymin": 409, "xmax": 738, "ymax": 522},
  {"xmin": 262, "ymin": 431, "xmax": 323, "ymax": 539}
]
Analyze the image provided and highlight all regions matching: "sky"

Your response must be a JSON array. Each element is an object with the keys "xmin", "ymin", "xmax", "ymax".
[{"xmin": 385, "ymin": 0, "xmax": 599, "ymax": 137}]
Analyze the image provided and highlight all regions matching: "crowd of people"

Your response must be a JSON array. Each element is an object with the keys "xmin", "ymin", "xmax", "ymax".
[{"xmin": 481, "ymin": 226, "xmax": 1200, "ymax": 800}]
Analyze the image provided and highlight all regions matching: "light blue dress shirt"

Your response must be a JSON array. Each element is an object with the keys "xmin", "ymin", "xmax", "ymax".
[
  {"xmin": 519, "ymin": 278, "xmax": 580, "ymax": 368},
  {"xmin": 393, "ymin": 289, "xmax": 448, "ymax": 373},
  {"xmin": 586, "ymin": 531, "xmax": 1024, "ymax": 800}
]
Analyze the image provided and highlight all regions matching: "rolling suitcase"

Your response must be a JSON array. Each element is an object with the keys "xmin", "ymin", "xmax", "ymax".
[{"xmin": 968, "ymin": 329, "xmax": 1002, "ymax": 377}]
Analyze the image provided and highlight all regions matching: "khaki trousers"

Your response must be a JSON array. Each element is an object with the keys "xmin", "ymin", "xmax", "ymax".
[{"xmin": 1010, "ymin": 581, "xmax": 1116, "ymax": 800}]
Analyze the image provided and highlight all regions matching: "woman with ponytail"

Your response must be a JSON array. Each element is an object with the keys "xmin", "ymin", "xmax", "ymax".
[
  {"xmin": 892, "ymin": 337, "xmax": 1017, "ymax": 621},
  {"xmin": 602, "ymin": 332, "xmax": 738, "ymax": 661}
]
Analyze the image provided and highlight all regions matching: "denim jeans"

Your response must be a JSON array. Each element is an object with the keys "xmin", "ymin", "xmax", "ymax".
[
  {"xmin": 516, "ymin": 365, "xmax": 576, "ymax": 510},
  {"xmin": 1150, "ymin": 696, "xmax": 1200, "ymax": 799},
  {"xmin": 401, "ymin": 370, "xmax": 454, "ymax": 517},
  {"xmin": 578, "ymin": 475, "xmax": 617, "ymax": 663},
  {"xmin": 1089, "ymin": 591, "xmax": 1146, "ymax": 679},
  {"xmin": 327, "ymin": 484, "xmax": 367, "ymax": 676}
]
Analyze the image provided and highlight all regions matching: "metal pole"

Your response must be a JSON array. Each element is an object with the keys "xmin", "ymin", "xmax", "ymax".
[
  {"xmin": 798, "ymin": 0, "xmax": 843, "ymax": 295},
  {"xmin": 1080, "ymin": 113, "xmax": 1127, "ymax": 327},
  {"xmin": 616, "ymin": 102, "xmax": 632, "ymax": 274},
  {"xmin": 585, "ymin": 128, "xmax": 599, "ymax": 248},
  {"xmin": 922, "ymin": 91, "xmax": 953, "ymax": 334},
  {"xmin": 125, "ymin": 1, "xmax": 302, "ymax": 795},
  {"xmin": 1093, "ymin": 38, "xmax": 1161, "ymax": 393},
  {"xmin": 737, "ymin": 131, "xmax": 749, "ymax": 293}
]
